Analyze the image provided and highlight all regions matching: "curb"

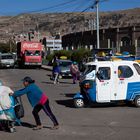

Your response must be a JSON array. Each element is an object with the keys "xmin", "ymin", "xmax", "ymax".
[{"xmin": 41, "ymin": 65, "xmax": 52, "ymax": 71}]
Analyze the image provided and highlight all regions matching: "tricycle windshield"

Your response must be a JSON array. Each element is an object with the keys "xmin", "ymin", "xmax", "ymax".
[
  {"xmin": 83, "ymin": 65, "xmax": 96, "ymax": 76},
  {"xmin": 80, "ymin": 65, "xmax": 96, "ymax": 81}
]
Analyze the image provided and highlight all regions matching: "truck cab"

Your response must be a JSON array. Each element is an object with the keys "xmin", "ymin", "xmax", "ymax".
[
  {"xmin": 17, "ymin": 41, "xmax": 42, "ymax": 68},
  {"xmin": 74, "ymin": 61, "xmax": 140, "ymax": 108}
]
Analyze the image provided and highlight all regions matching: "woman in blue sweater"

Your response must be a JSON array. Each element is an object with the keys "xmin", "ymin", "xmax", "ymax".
[{"xmin": 12, "ymin": 76, "xmax": 59, "ymax": 130}]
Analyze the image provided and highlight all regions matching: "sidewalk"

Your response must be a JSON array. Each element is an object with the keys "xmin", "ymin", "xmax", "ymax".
[{"xmin": 41, "ymin": 65, "xmax": 52, "ymax": 71}]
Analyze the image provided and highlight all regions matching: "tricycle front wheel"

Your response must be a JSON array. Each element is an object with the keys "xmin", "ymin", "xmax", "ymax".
[{"xmin": 74, "ymin": 98, "xmax": 84, "ymax": 108}]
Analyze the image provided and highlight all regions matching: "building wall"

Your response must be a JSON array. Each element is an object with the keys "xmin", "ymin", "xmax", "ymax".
[
  {"xmin": 62, "ymin": 26, "xmax": 140, "ymax": 55},
  {"xmin": 46, "ymin": 39, "xmax": 62, "ymax": 53}
]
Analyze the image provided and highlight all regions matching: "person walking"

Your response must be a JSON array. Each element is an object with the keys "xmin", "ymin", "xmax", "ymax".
[
  {"xmin": 52, "ymin": 56, "xmax": 60, "ymax": 84},
  {"xmin": 11, "ymin": 76, "xmax": 59, "ymax": 130},
  {"xmin": 70, "ymin": 61, "xmax": 79, "ymax": 84}
]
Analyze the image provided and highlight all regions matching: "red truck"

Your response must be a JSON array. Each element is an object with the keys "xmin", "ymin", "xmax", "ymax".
[{"xmin": 17, "ymin": 41, "xmax": 43, "ymax": 68}]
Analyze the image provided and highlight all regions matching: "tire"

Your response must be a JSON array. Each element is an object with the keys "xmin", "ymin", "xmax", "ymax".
[
  {"xmin": 9, "ymin": 127, "xmax": 15, "ymax": 133},
  {"xmin": 74, "ymin": 98, "xmax": 84, "ymax": 108},
  {"xmin": 59, "ymin": 75, "xmax": 62, "ymax": 79},
  {"xmin": 134, "ymin": 96, "xmax": 140, "ymax": 107}
]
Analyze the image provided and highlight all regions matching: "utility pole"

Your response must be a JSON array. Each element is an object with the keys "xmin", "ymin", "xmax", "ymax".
[{"xmin": 95, "ymin": 0, "xmax": 100, "ymax": 49}]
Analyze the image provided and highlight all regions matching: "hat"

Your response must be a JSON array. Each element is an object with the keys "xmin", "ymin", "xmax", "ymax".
[{"xmin": 22, "ymin": 76, "xmax": 35, "ymax": 83}]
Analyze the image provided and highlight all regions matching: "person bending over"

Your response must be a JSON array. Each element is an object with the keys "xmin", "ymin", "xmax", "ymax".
[{"xmin": 11, "ymin": 76, "xmax": 59, "ymax": 130}]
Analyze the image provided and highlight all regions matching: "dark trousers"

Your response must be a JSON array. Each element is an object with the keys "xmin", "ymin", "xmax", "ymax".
[
  {"xmin": 32, "ymin": 100, "xmax": 59, "ymax": 126},
  {"xmin": 72, "ymin": 73, "xmax": 77, "ymax": 83}
]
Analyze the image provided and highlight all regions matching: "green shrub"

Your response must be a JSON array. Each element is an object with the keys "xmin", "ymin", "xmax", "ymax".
[
  {"xmin": 46, "ymin": 49, "xmax": 92, "ymax": 65},
  {"xmin": 54, "ymin": 50, "xmax": 72, "ymax": 59},
  {"xmin": 46, "ymin": 53, "xmax": 54, "ymax": 62},
  {"xmin": 0, "ymin": 42, "xmax": 16, "ymax": 53},
  {"xmin": 71, "ymin": 48, "xmax": 92, "ymax": 63}
]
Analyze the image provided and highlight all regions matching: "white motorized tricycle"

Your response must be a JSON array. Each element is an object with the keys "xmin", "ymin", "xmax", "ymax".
[{"xmin": 74, "ymin": 61, "xmax": 140, "ymax": 108}]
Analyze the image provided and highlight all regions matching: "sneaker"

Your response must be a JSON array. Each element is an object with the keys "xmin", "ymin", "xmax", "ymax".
[
  {"xmin": 33, "ymin": 125, "xmax": 43, "ymax": 130},
  {"xmin": 50, "ymin": 125, "xmax": 59, "ymax": 130}
]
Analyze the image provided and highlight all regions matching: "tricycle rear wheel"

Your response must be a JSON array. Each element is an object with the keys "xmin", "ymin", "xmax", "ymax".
[{"xmin": 134, "ymin": 96, "xmax": 140, "ymax": 107}]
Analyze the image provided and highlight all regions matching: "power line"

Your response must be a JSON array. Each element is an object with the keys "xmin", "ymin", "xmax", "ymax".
[
  {"xmin": 45, "ymin": 0, "xmax": 86, "ymax": 13},
  {"xmin": 71, "ymin": 0, "xmax": 93, "ymax": 12},
  {"xmin": 78, "ymin": 0, "xmax": 108, "ymax": 49},
  {"xmin": 80, "ymin": 0, "xmax": 106, "ymax": 13},
  {"xmin": 21, "ymin": 0, "xmax": 78, "ymax": 14},
  {"xmin": 7, "ymin": 0, "xmax": 77, "ymax": 21},
  {"xmin": 65, "ymin": 0, "xmax": 96, "ymax": 27},
  {"xmin": 8, "ymin": 0, "xmax": 94, "ymax": 24}
]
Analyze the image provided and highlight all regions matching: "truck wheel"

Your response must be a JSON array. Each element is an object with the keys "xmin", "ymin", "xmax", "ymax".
[
  {"xmin": 37, "ymin": 65, "xmax": 41, "ymax": 69},
  {"xmin": 74, "ymin": 98, "xmax": 84, "ymax": 108},
  {"xmin": 134, "ymin": 96, "xmax": 140, "ymax": 107}
]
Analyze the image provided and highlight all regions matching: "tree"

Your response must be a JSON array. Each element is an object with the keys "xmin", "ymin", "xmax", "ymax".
[{"xmin": 0, "ymin": 42, "xmax": 16, "ymax": 53}]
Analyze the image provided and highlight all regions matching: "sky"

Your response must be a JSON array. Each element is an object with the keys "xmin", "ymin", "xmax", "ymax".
[{"xmin": 0, "ymin": 0, "xmax": 139, "ymax": 15}]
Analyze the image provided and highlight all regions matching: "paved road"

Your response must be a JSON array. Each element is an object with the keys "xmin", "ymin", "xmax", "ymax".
[{"xmin": 0, "ymin": 68, "xmax": 140, "ymax": 140}]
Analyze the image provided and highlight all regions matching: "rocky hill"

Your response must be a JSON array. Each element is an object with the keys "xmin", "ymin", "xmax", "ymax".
[{"xmin": 0, "ymin": 8, "xmax": 140, "ymax": 42}]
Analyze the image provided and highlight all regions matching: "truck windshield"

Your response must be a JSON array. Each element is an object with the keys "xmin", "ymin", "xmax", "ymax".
[
  {"xmin": 83, "ymin": 65, "xmax": 96, "ymax": 75},
  {"xmin": 25, "ymin": 50, "xmax": 41, "ymax": 56}
]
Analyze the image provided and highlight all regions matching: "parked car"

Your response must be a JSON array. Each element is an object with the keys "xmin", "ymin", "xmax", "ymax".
[
  {"xmin": 0, "ymin": 53, "xmax": 15, "ymax": 68},
  {"xmin": 59, "ymin": 59, "xmax": 72, "ymax": 78}
]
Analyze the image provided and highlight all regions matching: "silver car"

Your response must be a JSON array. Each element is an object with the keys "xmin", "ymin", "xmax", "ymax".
[
  {"xmin": 59, "ymin": 59, "xmax": 72, "ymax": 78},
  {"xmin": 0, "ymin": 53, "xmax": 15, "ymax": 68}
]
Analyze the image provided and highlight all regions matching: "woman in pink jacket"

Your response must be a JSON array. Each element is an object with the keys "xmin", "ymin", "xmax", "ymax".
[{"xmin": 70, "ymin": 61, "xmax": 79, "ymax": 84}]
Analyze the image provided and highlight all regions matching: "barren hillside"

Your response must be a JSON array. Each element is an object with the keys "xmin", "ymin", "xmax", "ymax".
[{"xmin": 0, "ymin": 8, "xmax": 139, "ymax": 42}]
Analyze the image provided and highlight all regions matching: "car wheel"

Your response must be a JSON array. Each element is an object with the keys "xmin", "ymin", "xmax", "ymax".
[
  {"xmin": 134, "ymin": 96, "xmax": 140, "ymax": 107},
  {"xmin": 74, "ymin": 98, "xmax": 84, "ymax": 108},
  {"xmin": 9, "ymin": 127, "xmax": 16, "ymax": 133},
  {"xmin": 59, "ymin": 75, "xmax": 62, "ymax": 79}
]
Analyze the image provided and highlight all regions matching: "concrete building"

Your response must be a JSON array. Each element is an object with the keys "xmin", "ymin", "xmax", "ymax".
[
  {"xmin": 62, "ymin": 26, "xmax": 140, "ymax": 55},
  {"xmin": 46, "ymin": 38, "xmax": 62, "ymax": 53}
]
